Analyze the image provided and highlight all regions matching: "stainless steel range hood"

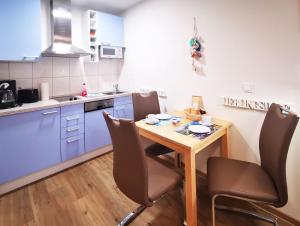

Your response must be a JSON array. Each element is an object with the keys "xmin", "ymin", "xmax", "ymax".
[{"xmin": 42, "ymin": 0, "xmax": 90, "ymax": 58}]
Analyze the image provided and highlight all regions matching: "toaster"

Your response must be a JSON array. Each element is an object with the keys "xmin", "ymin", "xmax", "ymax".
[{"xmin": 18, "ymin": 89, "xmax": 39, "ymax": 103}]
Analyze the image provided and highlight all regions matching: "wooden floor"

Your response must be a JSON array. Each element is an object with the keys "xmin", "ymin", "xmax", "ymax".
[{"xmin": 0, "ymin": 153, "xmax": 293, "ymax": 226}]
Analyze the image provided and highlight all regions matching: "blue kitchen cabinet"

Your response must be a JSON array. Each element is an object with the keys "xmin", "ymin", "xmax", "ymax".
[
  {"xmin": 114, "ymin": 104, "xmax": 134, "ymax": 119},
  {"xmin": 98, "ymin": 12, "xmax": 124, "ymax": 47},
  {"xmin": 61, "ymin": 134, "xmax": 85, "ymax": 161},
  {"xmin": 85, "ymin": 108, "xmax": 114, "ymax": 152},
  {"xmin": 114, "ymin": 95, "xmax": 133, "ymax": 119},
  {"xmin": 0, "ymin": 0, "xmax": 42, "ymax": 61},
  {"xmin": 0, "ymin": 108, "xmax": 61, "ymax": 184},
  {"xmin": 60, "ymin": 104, "xmax": 85, "ymax": 161}
]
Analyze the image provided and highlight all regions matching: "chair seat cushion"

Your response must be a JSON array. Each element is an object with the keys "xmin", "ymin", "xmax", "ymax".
[
  {"xmin": 208, "ymin": 157, "xmax": 279, "ymax": 203},
  {"xmin": 141, "ymin": 137, "xmax": 173, "ymax": 156},
  {"xmin": 147, "ymin": 157, "xmax": 182, "ymax": 202}
]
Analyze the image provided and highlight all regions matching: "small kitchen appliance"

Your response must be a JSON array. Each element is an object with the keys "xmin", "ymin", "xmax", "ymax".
[
  {"xmin": 99, "ymin": 46, "xmax": 123, "ymax": 59},
  {"xmin": 0, "ymin": 80, "xmax": 17, "ymax": 109},
  {"xmin": 17, "ymin": 89, "xmax": 39, "ymax": 103}
]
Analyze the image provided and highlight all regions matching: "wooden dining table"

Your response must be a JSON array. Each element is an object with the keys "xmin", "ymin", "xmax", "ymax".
[{"xmin": 135, "ymin": 113, "xmax": 231, "ymax": 226}]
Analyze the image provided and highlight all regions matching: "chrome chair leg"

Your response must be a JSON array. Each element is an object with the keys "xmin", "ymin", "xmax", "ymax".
[
  {"xmin": 118, "ymin": 205, "xmax": 147, "ymax": 226},
  {"xmin": 180, "ymin": 181, "xmax": 187, "ymax": 226},
  {"xmin": 215, "ymin": 204, "xmax": 279, "ymax": 226}
]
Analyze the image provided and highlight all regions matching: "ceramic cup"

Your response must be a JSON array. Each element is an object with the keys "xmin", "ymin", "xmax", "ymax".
[
  {"xmin": 172, "ymin": 118, "xmax": 181, "ymax": 126},
  {"xmin": 147, "ymin": 114, "xmax": 156, "ymax": 119},
  {"xmin": 202, "ymin": 115, "xmax": 212, "ymax": 125}
]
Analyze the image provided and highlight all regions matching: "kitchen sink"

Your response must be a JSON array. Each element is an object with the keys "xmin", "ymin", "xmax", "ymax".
[{"xmin": 101, "ymin": 91, "xmax": 126, "ymax": 95}]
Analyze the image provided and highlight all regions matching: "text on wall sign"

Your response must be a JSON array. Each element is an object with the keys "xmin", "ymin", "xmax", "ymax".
[{"xmin": 223, "ymin": 97, "xmax": 291, "ymax": 112}]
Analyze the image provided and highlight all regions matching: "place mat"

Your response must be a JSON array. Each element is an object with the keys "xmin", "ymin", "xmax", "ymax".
[
  {"xmin": 143, "ymin": 116, "xmax": 180, "ymax": 126},
  {"xmin": 156, "ymin": 119, "xmax": 172, "ymax": 126},
  {"xmin": 175, "ymin": 122, "xmax": 220, "ymax": 140}
]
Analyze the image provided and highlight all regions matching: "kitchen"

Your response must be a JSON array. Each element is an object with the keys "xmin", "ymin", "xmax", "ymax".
[{"xmin": 0, "ymin": 0, "xmax": 299, "ymax": 226}]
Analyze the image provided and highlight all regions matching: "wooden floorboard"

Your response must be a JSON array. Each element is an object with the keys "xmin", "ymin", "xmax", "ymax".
[{"xmin": 0, "ymin": 153, "xmax": 294, "ymax": 226}]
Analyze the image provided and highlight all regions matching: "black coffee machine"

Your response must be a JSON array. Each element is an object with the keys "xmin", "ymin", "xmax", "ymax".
[{"xmin": 0, "ymin": 80, "xmax": 17, "ymax": 109}]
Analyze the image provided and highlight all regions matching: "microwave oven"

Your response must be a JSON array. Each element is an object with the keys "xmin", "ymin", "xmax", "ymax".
[{"xmin": 99, "ymin": 46, "xmax": 123, "ymax": 59}]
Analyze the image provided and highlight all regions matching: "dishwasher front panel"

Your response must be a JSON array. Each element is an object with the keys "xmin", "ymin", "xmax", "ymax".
[{"xmin": 85, "ymin": 107, "xmax": 114, "ymax": 153}]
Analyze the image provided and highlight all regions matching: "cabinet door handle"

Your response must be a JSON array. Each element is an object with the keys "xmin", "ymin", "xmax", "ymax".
[
  {"xmin": 67, "ymin": 137, "xmax": 80, "ymax": 143},
  {"xmin": 66, "ymin": 115, "xmax": 80, "ymax": 121},
  {"xmin": 23, "ymin": 56, "xmax": 38, "ymax": 61},
  {"xmin": 42, "ymin": 111, "xmax": 58, "ymax": 115},
  {"xmin": 67, "ymin": 126, "xmax": 80, "ymax": 132}
]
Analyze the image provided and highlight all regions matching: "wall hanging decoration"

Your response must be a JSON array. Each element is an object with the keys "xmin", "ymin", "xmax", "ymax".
[{"xmin": 189, "ymin": 17, "xmax": 204, "ymax": 73}]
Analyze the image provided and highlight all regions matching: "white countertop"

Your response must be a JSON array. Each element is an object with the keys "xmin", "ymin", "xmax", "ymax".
[{"xmin": 0, "ymin": 92, "xmax": 132, "ymax": 117}]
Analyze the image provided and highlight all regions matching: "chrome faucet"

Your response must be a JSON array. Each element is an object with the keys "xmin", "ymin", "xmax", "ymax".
[{"xmin": 113, "ymin": 83, "xmax": 119, "ymax": 93}]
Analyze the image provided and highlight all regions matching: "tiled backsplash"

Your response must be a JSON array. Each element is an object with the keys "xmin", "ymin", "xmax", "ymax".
[{"xmin": 0, "ymin": 57, "xmax": 123, "ymax": 97}]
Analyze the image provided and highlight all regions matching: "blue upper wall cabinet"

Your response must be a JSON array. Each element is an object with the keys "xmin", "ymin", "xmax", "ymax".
[
  {"xmin": 0, "ymin": 0, "xmax": 42, "ymax": 61},
  {"xmin": 98, "ymin": 12, "xmax": 124, "ymax": 47}
]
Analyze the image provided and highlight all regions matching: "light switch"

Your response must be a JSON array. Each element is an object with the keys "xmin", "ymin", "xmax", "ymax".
[{"xmin": 242, "ymin": 83, "xmax": 255, "ymax": 93}]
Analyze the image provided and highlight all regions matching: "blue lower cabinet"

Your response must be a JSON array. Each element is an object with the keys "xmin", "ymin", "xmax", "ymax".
[
  {"xmin": 61, "ymin": 113, "xmax": 84, "ymax": 128},
  {"xmin": 85, "ymin": 108, "xmax": 114, "ymax": 152},
  {"xmin": 61, "ymin": 104, "xmax": 85, "ymax": 161},
  {"xmin": 114, "ymin": 95, "xmax": 132, "ymax": 106},
  {"xmin": 61, "ymin": 124, "xmax": 85, "ymax": 139},
  {"xmin": 61, "ymin": 104, "xmax": 84, "ymax": 117},
  {"xmin": 0, "ymin": 108, "xmax": 61, "ymax": 184},
  {"xmin": 114, "ymin": 95, "xmax": 133, "ymax": 120},
  {"xmin": 114, "ymin": 103, "xmax": 133, "ymax": 119},
  {"xmin": 61, "ymin": 134, "xmax": 85, "ymax": 161}
]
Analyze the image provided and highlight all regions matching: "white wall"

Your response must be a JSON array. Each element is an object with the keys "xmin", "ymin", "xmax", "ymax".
[{"xmin": 120, "ymin": 0, "xmax": 300, "ymax": 220}]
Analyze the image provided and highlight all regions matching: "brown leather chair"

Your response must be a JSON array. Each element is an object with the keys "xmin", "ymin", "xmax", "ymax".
[
  {"xmin": 103, "ymin": 111, "xmax": 182, "ymax": 225},
  {"xmin": 132, "ymin": 91, "xmax": 180, "ymax": 165},
  {"xmin": 207, "ymin": 103, "xmax": 299, "ymax": 226}
]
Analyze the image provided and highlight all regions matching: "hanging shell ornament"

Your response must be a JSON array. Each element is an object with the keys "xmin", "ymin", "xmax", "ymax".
[
  {"xmin": 190, "ymin": 38, "xmax": 202, "ymax": 59},
  {"xmin": 190, "ymin": 17, "xmax": 203, "ymax": 72}
]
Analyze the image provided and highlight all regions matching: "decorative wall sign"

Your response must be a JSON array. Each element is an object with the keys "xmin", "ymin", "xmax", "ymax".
[{"xmin": 223, "ymin": 97, "xmax": 292, "ymax": 112}]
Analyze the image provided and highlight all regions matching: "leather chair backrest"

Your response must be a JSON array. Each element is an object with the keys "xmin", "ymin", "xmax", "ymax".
[
  {"xmin": 132, "ymin": 91, "xmax": 161, "ymax": 121},
  {"xmin": 103, "ymin": 111, "xmax": 151, "ymax": 206},
  {"xmin": 259, "ymin": 103, "xmax": 298, "ymax": 207}
]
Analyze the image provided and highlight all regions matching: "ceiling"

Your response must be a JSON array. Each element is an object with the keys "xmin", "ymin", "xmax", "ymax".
[{"xmin": 71, "ymin": 0, "xmax": 145, "ymax": 15}]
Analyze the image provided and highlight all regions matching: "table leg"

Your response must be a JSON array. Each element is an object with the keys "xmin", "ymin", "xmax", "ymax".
[
  {"xmin": 184, "ymin": 150, "xmax": 197, "ymax": 226},
  {"xmin": 174, "ymin": 152, "xmax": 182, "ymax": 168},
  {"xmin": 220, "ymin": 128, "xmax": 229, "ymax": 158}
]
